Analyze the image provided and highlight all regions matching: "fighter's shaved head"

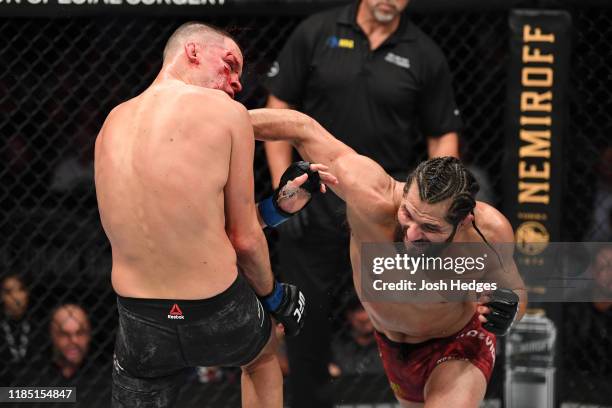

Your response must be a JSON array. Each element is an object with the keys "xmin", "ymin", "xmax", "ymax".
[{"xmin": 162, "ymin": 21, "xmax": 238, "ymax": 62}]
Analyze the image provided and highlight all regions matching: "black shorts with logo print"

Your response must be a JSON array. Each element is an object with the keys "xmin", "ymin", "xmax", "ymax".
[{"xmin": 112, "ymin": 273, "xmax": 271, "ymax": 408}]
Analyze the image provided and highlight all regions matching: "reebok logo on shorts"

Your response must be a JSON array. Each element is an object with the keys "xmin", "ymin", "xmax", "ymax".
[{"xmin": 168, "ymin": 304, "xmax": 184, "ymax": 320}]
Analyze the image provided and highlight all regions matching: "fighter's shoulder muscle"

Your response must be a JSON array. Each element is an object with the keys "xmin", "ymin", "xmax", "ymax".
[
  {"xmin": 335, "ymin": 153, "xmax": 398, "ymax": 223},
  {"xmin": 95, "ymin": 101, "xmax": 127, "ymax": 151},
  {"xmin": 474, "ymin": 202, "xmax": 514, "ymax": 243},
  {"xmin": 178, "ymin": 87, "xmax": 247, "ymax": 125},
  {"xmin": 100, "ymin": 100, "xmax": 128, "ymax": 129}
]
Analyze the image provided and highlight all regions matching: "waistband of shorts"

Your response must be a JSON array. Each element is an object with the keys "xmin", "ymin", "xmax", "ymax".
[
  {"xmin": 375, "ymin": 330, "xmax": 437, "ymax": 351},
  {"xmin": 116, "ymin": 272, "xmax": 248, "ymax": 316},
  {"xmin": 375, "ymin": 312, "xmax": 479, "ymax": 348}
]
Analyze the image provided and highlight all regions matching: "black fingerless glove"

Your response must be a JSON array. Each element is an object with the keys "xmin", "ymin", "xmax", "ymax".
[
  {"xmin": 259, "ymin": 161, "xmax": 321, "ymax": 227},
  {"xmin": 259, "ymin": 281, "xmax": 306, "ymax": 336},
  {"xmin": 482, "ymin": 288, "xmax": 519, "ymax": 336},
  {"xmin": 276, "ymin": 161, "xmax": 321, "ymax": 199}
]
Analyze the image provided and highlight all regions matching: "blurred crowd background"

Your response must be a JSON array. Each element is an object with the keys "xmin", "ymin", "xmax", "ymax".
[{"xmin": 1, "ymin": 1, "xmax": 611, "ymax": 407}]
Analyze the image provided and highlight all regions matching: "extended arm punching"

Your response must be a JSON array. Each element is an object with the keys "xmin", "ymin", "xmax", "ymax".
[
  {"xmin": 250, "ymin": 109, "xmax": 395, "ymax": 209},
  {"xmin": 251, "ymin": 109, "xmax": 352, "ymax": 172}
]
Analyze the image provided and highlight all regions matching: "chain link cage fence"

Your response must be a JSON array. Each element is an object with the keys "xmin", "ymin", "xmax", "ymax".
[{"xmin": 1, "ymin": 2, "xmax": 611, "ymax": 407}]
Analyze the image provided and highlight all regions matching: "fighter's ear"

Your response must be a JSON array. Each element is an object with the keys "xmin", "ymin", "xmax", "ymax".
[
  {"xmin": 184, "ymin": 42, "xmax": 200, "ymax": 64},
  {"xmin": 462, "ymin": 212, "xmax": 475, "ymax": 225}
]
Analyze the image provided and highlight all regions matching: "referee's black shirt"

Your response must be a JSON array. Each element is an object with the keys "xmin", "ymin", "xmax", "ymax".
[{"xmin": 267, "ymin": 2, "xmax": 463, "ymax": 178}]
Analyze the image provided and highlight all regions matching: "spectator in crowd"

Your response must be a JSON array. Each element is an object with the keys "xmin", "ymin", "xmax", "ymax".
[
  {"xmin": 48, "ymin": 304, "xmax": 92, "ymax": 381},
  {"xmin": 264, "ymin": 0, "xmax": 461, "ymax": 405},
  {"xmin": 330, "ymin": 296, "xmax": 384, "ymax": 377},
  {"xmin": 585, "ymin": 145, "xmax": 612, "ymax": 241},
  {"xmin": 0, "ymin": 273, "xmax": 39, "ymax": 385},
  {"xmin": 27, "ymin": 304, "xmax": 111, "ymax": 406},
  {"xmin": 563, "ymin": 245, "xmax": 612, "ymax": 400}
]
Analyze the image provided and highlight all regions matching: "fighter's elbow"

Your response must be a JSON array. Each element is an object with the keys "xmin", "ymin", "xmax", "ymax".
[
  {"xmin": 291, "ymin": 112, "xmax": 319, "ymax": 145},
  {"xmin": 228, "ymin": 229, "xmax": 260, "ymax": 256}
]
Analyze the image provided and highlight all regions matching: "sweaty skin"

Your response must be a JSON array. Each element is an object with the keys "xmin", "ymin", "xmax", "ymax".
[
  {"xmin": 250, "ymin": 109, "xmax": 526, "ymax": 344},
  {"xmin": 97, "ymin": 28, "xmax": 289, "ymax": 408},
  {"xmin": 96, "ymin": 84, "xmax": 243, "ymax": 299},
  {"xmin": 95, "ymin": 83, "xmax": 335, "ymax": 300}
]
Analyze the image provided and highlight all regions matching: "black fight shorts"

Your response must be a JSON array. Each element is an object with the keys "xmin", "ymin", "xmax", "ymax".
[{"xmin": 112, "ymin": 273, "xmax": 271, "ymax": 408}]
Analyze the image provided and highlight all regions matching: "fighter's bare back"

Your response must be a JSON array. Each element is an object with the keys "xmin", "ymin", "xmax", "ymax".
[{"xmin": 95, "ymin": 81, "xmax": 244, "ymax": 299}]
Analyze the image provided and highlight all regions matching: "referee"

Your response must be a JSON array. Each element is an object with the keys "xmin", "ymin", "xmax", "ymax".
[{"xmin": 264, "ymin": 1, "xmax": 462, "ymax": 406}]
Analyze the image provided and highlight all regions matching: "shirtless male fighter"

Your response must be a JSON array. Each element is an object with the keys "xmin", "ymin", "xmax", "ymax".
[
  {"xmin": 94, "ymin": 22, "xmax": 335, "ymax": 408},
  {"xmin": 250, "ymin": 109, "xmax": 528, "ymax": 408}
]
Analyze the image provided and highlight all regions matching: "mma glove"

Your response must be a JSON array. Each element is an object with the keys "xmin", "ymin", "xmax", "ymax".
[
  {"xmin": 258, "ymin": 161, "xmax": 321, "ymax": 228},
  {"xmin": 482, "ymin": 288, "xmax": 519, "ymax": 336},
  {"xmin": 259, "ymin": 281, "xmax": 306, "ymax": 337}
]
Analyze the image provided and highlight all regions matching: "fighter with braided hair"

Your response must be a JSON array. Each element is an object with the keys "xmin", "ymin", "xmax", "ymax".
[{"xmin": 250, "ymin": 109, "xmax": 527, "ymax": 408}]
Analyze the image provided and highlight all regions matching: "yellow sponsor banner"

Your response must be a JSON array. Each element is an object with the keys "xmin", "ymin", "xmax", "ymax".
[{"xmin": 504, "ymin": 10, "xmax": 571, "ymax": 282}]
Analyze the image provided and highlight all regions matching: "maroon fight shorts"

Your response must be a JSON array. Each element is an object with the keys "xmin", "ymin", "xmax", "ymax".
[{"xmin": 374, "ymin": 313, "xmax": 496, "ymax": 403}]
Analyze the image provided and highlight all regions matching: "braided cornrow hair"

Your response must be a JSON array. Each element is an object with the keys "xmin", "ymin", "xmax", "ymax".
[
  {"xmin": 404, "ymin": 157, "xmax": 509, "ymax": 275},
  {"xmin": 405, "ymin": 157, "xmax": 481, "ymax": 242}
]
